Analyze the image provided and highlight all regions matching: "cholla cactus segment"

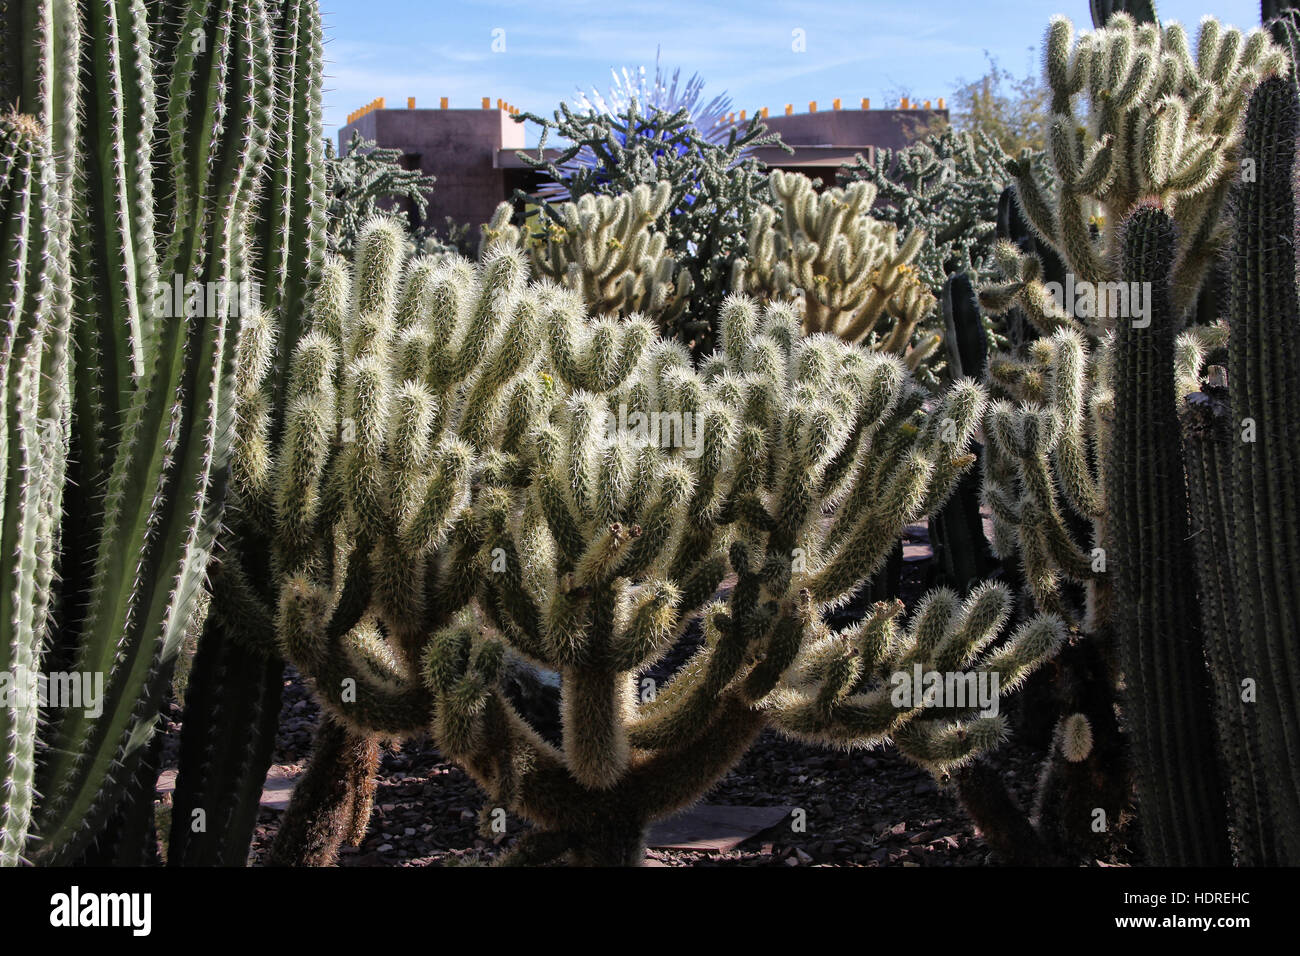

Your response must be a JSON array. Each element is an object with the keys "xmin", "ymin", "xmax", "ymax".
[
  {"xmin": 985, "ymin": 13, "xmax": 1288, "ymax": 328},
  {"xmin": 734, "ymin": 171, "xmax": 939, "ymax": 372},
  {"xmin": 1058, "ymin": 713, "xmax": 1095, "ymax": 761},
  {"xmin": 481, "ymin": 183, "xmax": 691, "ymax": 330}
]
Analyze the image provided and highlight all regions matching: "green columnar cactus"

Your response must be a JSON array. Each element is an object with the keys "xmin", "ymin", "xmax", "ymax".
[
  {"xmin": 734, "ymin": 171, "xmax": 940, "ymax": 373},
  {"xmin": 481, "ymin": 183, "xmax": 691, "ymax": 330},
  {"xmin": 1091, "ymin": 0, "xmax": 1158, "ymax": 28},
  {"xmin": 1223, "ymin": 75, "xmax": 1300, "ymax": 862},
  {"xmin": 1181, "ymin": 371, "xmax": 1276, "ymax": 865},
  {"xmin": 0, "ymin": 115, "xmax": 73, "ymax": 868},
  {"xmin": 1108, "ymin": 202, "xmax": 1230, "ymax": 865},
  {"xmin": 0, "ymin": 0, "xmax": 281, "ymax": 866},
  {"xmin": 167, "ymin": 0, "xmax": 327, "ymax": 868},
  {"xmin": 984, "ymin": 14, "xmax": 1287, "ymax": 329}
]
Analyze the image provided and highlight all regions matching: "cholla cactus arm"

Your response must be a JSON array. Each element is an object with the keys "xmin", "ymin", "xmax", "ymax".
[{"xmin": 763, "ymin": 583, "xmax": 1066, "ymax": 775}]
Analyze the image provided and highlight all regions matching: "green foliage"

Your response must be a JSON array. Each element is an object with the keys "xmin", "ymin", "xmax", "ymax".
[
  {"xmin": 515, "ymin": 100, "xmax": 788, "ymax": 357},
  {"xmin": 909, "ymin": 54, "xmax": 1049, "ymax": 156},
  {"xmin": 325, "ymin": 129, "xmax": 436, "ymax": 257}
]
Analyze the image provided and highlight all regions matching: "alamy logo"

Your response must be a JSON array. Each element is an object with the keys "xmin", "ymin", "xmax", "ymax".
[
  {"xmin": 49, "ymin": 887, "xmax": 151, "ymax": 936},
  {"xmin": 889, "ymin": 664, "xmax": 1001, "ymax": 718},
  {"xmin": 0, "ymin": 666, "xmax": 104, "ymax": 718},
  {"xmin": 1042, "ymin": 274, "xmax": 1153, "ymax": 327},
  {"xmin": 601, "ymin": 402, "xmax": 704, "ymax": 459},
  {"xmin": 152, "ymin": 275, "xmax": 260, "ymax": 319}
]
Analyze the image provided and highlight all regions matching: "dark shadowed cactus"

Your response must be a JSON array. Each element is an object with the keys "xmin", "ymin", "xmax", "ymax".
[
  {"xmin": 1090, "ymin": 0, "xmax": 1157, "ymax": 28},
  {"xmin": 1108, "ymin": 202, "xmax": 1230, "ymax": 866},
  {"xmin": 1223, "ymin": 75, "xmax": 1300, "ymax": 863}
]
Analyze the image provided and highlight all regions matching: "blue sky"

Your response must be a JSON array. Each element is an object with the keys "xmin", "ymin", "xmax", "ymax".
[{"xmin": 319, "ymin": 1, "xmax": 1264, "ymax": 146}]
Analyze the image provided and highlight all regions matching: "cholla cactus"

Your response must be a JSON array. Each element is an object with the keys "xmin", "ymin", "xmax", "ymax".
[
  {"xmin": 734, "ymin": 171, "xmax": 940, "ymax": 372},
  {"xmin": 262, "ymin": 231, "xmax": 1063, "ymax": 864},
  {"xmin": 984, "ymin": 13, "xmax": 1288, "ymax": 326},
  {"xmin": 839, "ymin": 128, "xmax": 1025, "ymax": 290},
  {"xmin": 480, "ymin": 183, "xmax": 691, "ymax": 330},
  {"xmin": 984, "ymin": 330, "xmax": 1113, "ymax": 629}
]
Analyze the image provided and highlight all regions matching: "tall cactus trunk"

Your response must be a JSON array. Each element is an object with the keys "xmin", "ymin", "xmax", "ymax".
[
  {"xmin": 1226, "ymin": 75, "xmax": 1300, "ymax": 863},
  {"xmin": 1182, "ymin": 377, "xmax": 1277, "ymax": 864},
  {"xmin": 1108, "ymin": 202, "xmax": 1231, "ymax": 866}
]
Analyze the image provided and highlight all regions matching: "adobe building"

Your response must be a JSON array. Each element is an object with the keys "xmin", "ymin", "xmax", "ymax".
[{"xmin": 339, "ymin": 95, "xmax": 948, "ymax": 235}]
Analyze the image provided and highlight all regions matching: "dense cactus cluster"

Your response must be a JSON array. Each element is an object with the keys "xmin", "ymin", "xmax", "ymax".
[
  {"xmin": 480, "ymin": 184, "xmax": 692, "ymax": 330},
  {"xmin": 985, "ymin": 13, "xmax": 1288, "ymax": 326},
  {"xmin": 734, "ymin": 172, "xmax": 940, "ymax": 371},
  {"xmin": 838, "ymin": 128, "xmax": 1023, "ymax": 290},
  {"xmin": 242, "ymin": 220, "xmax": 1065, "ymax": 865}
]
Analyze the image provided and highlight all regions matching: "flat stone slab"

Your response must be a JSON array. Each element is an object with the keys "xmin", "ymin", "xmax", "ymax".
[
  {"xmin": 646, "ymin": 804, "xmax": 794, "ymax": 853},
  {"xmin": 155, "ymin": 765, "xmax": 302, "ymax": 811}
]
